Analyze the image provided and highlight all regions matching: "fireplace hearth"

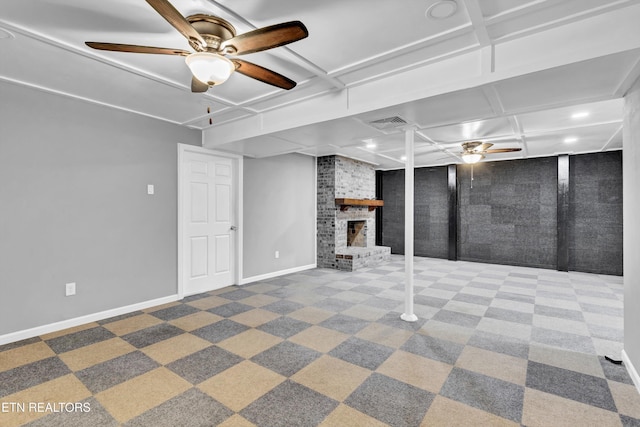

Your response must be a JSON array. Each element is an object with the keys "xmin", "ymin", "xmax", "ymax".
[{"xmin": 317, "ymin": 155, "xmax": 391, "ymax": 271}]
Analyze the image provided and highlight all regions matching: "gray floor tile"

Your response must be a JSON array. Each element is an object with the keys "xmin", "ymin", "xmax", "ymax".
[
  {"xmin": 345, "ymin": 373, "xmax": 435, "ymax": 427},
  {"xmin": 207, "ymin": 302, "xmax": 254, "ymax": 318},
  {"xmin": 414, "ymin": 294, "xmax": 449, "ymax": 308},
  {"xmin": 440, "ymin": 367, "xmax": 524, "ymax": 423},
  {"xmin": 313, "ymin": 286, "xmax": 345, "ymax": 297},
  {"xmin": 620, "ymin": 414, "xmax": 640, "ymax": 426},
  {"xmin": 580, "ymin": 302, "xmax": 623, "ymax": 317},
  {"xmin": 191, "ymin": 319, "xmax": 249, "ymax": 343},
  {"xmin": 261, "ymin": 300, "xmax": 305, "ymax": 315},
  {"xmin": 0, "ymin": 357, "xmax": 70, "ymax": 398},
  {"xmin": 76, "ymin": 351, "xmax": 159, "ymax": 393},
  {"xmin": 526, "ymin": 361, "xmax": 617, "ymax": 411},
  {"xmin": 589, "ymin": 324, "xmax": 623, "ymax": 341},
  {"xmin": 150, "ymin": 304, "xmax": 200, "ymax": 321},
  {"xmin": 432, "ymin": 309, "xmax": 482, "ymax": 328},
  {"xmin": 122, "ymin": 324, "xmax": 184, "ymax": 348},
  {"xmin": 484, "ymin": 307, "xmax": 533, "ymax": 325},
  {"xmin": 256, "ymin": 317, "xmax": 312, "ymax": 339},
  {"xmin": 401, "ymin": 334, "xmax": 464, "ymax": 365},
  {"xmin": 241, "ymin": 380, "xmax": 338, "ymax": 427},
  {"xmin": 361, "ymin": 296, "xmax": 401, "ymax": 310},
  {"xmin": 251, "ymin": 341, "xmax": 320, "ymax": 377},
  {"xmin": 265, "ymin": 287, "xmax": 299, "ymax": 298},
  {"xmin": 217, "ymin": 288, "xmax": 257, "ymax": 300},
  {"xmin": 319, "ymin": 314, "xmax": 370, "ymax": 335},
  {"xmin": 453, "ymin": 293, "xmax": 493, "ymax": 306},
  {"xmin": 531, "ymin": 327, "xmax": 596, "ymax": 354},
  {"xmin": 599, "ymin": 356, "xmax": 634, "ymax": 385},
  {"xmin": 45, "ymin": 327, "xmax": 115, "ymax": 353},
  {"xmin": 430, "ymin": 283, "xmax": 464, "ymax": 292},
  {"xmin": 468, "ymin": 330, "xmax": 530, "ymax": 359},
  {"xmin": 313, "ymin": 297, "xmax": 356, "ymax": 312},
  {"xmin": 124, "ymin": 389, "xmax": 233, "ymax": 427},
  {"xmin": 167, "ymin": 346, "xmax": 243, "ymax": 384},
  {"xmin": 495, "ymin": 291, "xmax": 536, "ymax": 304},
  {"xmin": 534, "ymin": 304, "xmax": 585, "ymax": 321},
  {"xmin": 329, "ymin": 337, "xmax": 394, "ymax": 370}
]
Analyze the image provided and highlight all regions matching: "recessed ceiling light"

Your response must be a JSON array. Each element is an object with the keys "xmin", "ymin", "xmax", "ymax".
[
  {"xmin": 366, "ymin": 142, "xmax": 377, "ymax": 149},
  {"xmin": 564, "ymin": 137, "xmax": 578, "ymax": 143},
  {"xmin": 426, "ymin": 1, "xmax": 458, "ymax": 20},
  {"xmin": 571, "ymin": 111, "xmax": 589, "ymax": 119},
  {"xmin": 400, "ymin": 155, "xmax": 407, "ymax": 161}
]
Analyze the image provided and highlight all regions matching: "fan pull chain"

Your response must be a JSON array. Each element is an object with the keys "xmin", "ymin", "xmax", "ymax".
[{"xmin": 470, "ymin": 164, "xmax": 474, "ymax": 189}]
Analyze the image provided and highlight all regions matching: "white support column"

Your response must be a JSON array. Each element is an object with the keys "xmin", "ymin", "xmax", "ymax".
[{"xmin": 401, "ymin": 127, "xmax": 418, "ymax": 322}]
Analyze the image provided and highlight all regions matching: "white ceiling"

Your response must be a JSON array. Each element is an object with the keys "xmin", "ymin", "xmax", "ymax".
[{"xmin": 1, "ymin": 0, "xmax": 640, "ymax": 169}]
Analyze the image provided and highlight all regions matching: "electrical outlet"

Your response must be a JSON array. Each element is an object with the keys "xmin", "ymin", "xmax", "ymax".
[
  {"xmin": 65, "ymin": 282, "xmax": 76, "ymax": 296},
  {"xmin": 147, "ymin": 184, "xmax": 154, "ymax": 195},
  {"xmin": 275, "ymin": 251, "xmax": 279, "ymax": 259}
]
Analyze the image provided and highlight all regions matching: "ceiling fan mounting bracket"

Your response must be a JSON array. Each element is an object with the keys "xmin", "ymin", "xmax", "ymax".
[{"xmin": 186, "ymin": 14, "xmax": 236, "ymax": 52}]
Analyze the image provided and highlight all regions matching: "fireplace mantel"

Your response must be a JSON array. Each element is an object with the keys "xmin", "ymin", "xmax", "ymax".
[{"xmin": 335, "ymin": 198, "xmax": 384, "ymax": 212}]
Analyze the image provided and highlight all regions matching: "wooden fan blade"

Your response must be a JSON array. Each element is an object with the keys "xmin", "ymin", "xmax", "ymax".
[
  {"xmin": 476, "ymin": 142, "xmax": 494, "ymax": 152},
  {"xmin": 191, "ymin": 76, "xmax": 209, "ymax": 93},
  {"xmin": 145, "ymin": 0, "xmax": 206, "ymax": 50},
  {"xmin": 222, "ymin": 21, "xmax": 308, "ymax": 55},
  {"xmin": 232, "ymin": 59, "xmax": 296, "ymax": 90},
  {"xmin": 485, "ymin": 148, "xmax": 522, "ymax": 153},
  {"xmin": 86, "ymin": 42, "xmax": 190, "ymax": 56}
]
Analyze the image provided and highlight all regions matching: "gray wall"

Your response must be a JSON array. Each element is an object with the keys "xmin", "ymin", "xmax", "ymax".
[
  {"xmin": 243, "ymin": 154, "xmax": 316, "ymax": 279},
  {"xmin": 458, "ymin": 157, "xmax": 558, "ymax": 269},
  {"xmin": 0, "ymin": 81, "xmax": 201, "ymax": 336},
  {"xmin": 623, "ymin": 77, "xmax": 640, "ymax": 380},
  {"xmin": 380, "ymin": 154, "xmax": 624, "ymax": 275},
  {"xmin": 380, "ymin": 167, "xmax": 449, "ymax": 258},
  {"xmin": 568, "ymin": 152, "xmax": 623, "ymax": 275}
]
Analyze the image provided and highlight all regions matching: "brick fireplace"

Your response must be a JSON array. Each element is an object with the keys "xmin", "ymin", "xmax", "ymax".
[{"xmin": 317, "ymin": 155, "xmax": 391, "ymax": 271}]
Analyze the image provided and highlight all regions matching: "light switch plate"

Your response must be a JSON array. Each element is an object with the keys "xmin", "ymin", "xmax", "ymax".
[{"xmin": 147, "ymin": 184, "xmax": 154, "ymax": 195}]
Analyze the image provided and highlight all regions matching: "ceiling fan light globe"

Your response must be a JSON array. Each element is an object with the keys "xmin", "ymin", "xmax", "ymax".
[
  {"xmin": 185, "ymin": 52, "xmax": 234, "ymax": 86},
  {"xmin": 462, "ymin": 153, "xmax": 484, "ymax": 164}
]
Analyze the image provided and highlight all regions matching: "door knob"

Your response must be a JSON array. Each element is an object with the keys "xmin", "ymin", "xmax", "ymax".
[{"xmin": 230, "ymin": 225, "xmax": 237, "ymax": 231}]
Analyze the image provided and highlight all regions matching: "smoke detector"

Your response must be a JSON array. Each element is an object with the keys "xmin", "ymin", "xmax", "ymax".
[{"xmin": 426, "ymin": 1, "xmax": 458, "ymax": 20}]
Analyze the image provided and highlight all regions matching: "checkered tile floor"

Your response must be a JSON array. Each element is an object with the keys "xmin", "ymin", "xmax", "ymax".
[{"xmin": 1, "ymin": 256, "xmax": 639, "ymax": 426}]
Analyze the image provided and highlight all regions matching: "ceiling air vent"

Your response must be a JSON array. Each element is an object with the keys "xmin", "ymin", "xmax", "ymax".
[{"xmin": 368, "ymin": 116, "xmax": 407, "ymax": 131}]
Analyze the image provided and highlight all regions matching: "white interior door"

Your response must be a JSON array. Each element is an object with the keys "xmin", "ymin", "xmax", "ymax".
[{"xmin": 182, "ymin": 149, "xmax": 236, "ymax": 296}]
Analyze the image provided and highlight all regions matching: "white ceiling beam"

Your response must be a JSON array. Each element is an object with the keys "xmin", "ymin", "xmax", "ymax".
[
  {"xmin": 601, "ymin": 125, "xmax": 623, "ymax": 151},
  {"xmin": 490, "ymin": 0, "xmax": 635, "ymax": 44},
  {"xmin": 614, "ymin": 56, "xmax": 640, "ymax": 98}
]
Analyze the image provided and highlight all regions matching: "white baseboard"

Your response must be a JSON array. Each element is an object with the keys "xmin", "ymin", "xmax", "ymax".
[
  {"xmin": 0, "ymin": 294, "xmax": 180, "ymax": 346},
  {"xmin": 622, "ymin": 349, "xmax": 640, "ymax": 394},
  {"xmin": 240, "ymin": 264, "xmax": 317, "ymax": 285}
]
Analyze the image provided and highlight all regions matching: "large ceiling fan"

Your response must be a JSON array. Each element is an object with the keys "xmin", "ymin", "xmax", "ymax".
[
  {"xmin": 85, "ymin": 0, "xmax": 308, "ymax": 92},
  {"xmin": 460, "ymin": 141, "xmax": 522, "ymax": 164}
]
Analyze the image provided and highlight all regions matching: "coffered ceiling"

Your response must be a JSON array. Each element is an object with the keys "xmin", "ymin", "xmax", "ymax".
[{"xmin": 1, "ymin": 0, "xmax": 639, "ymax": 169}]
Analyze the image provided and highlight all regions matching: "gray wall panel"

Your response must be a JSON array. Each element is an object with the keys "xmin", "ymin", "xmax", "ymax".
[
  {"xmin": 458, "ymin": 157, "xmax": 558, "ymax": 269},
  {"xmin": 568, "ymin": 151, "xmax": 623, "ymax": 275},
  {"xmin": 0, "ymin": 81, "xmax": 201, "ymax": 336},
  {"xmin": 243, "ymin": 154, "xmax": 316, "ymax": 278},
  {"xmin": 381, "ymin": 167, "xmax": 448, "ymax": 258}
]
